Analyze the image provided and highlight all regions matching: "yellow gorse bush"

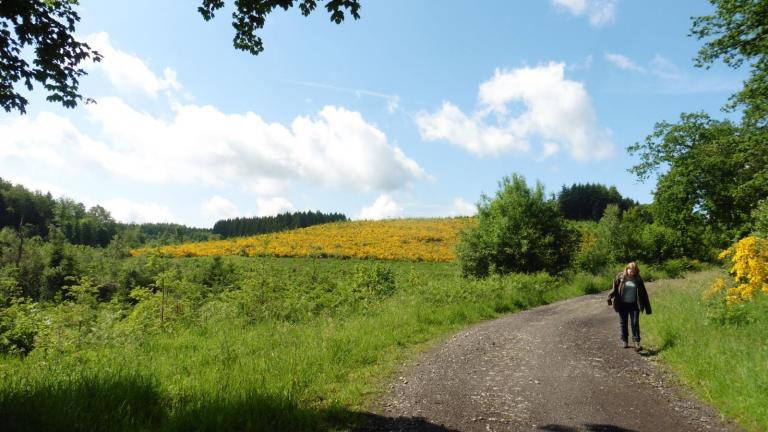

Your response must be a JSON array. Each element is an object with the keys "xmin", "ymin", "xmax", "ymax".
[
  {"xmin": 131, "ymin": 218, "xmax": 476, "ymax": 262},
  {"xmin": 707, "ymin": 236, "xmax": 768, "ymax": 305}
]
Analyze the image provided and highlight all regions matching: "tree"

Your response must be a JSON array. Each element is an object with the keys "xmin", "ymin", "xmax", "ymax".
[
  {"xmin": 456, "ymin": 174, "xmax": 578, "ymax": 277},
  {"xmin": 0, "ymin": 0, "xmax": 102, "ymax": 114},
  {"xmin": 557, "ymin": 183, "xmax": 636, "ymax": 221},
  {"xmin": 628, "ymin": 112, "xmax": 768, "ymax": 254},
  {"xmin": 692, "ymin": 0, "xmax": 768, "ymax": 127},
  {"xmin": 198, "ymin": 0, "xmax": 361, "ymax": 55},
  {"xmin": 2, "ymin": 0, "xmax": 361, "ymax": 114}
]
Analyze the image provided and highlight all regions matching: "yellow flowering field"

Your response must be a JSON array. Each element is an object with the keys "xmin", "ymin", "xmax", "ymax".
[{"xmin": 131, "ymin": 217, "xmax": 476, "ymax": 262}]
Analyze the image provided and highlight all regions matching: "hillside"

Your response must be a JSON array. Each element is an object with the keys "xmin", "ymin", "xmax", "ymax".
[{"xmin": 132, "ymin": 218, "xmax": 476, "ymax": 262}]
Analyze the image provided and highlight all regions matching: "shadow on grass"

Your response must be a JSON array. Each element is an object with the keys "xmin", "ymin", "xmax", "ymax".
[
  {"xmin": 539, "ymin": 424, "xmax": 638, "ymax": 432},
  {"xmin": 0, "ymin": 374, "xmax": 457, "ymax": 432},
  {"xmin": 0, "ymin": 372, "xmax": 165, "ymax": 432},
  {"xmin": 638, "ymin": 346, "xmax": 661, "ymax": 357}
]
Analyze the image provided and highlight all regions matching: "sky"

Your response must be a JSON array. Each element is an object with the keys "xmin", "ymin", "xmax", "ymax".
[{"xmin": 0, "ymin": 0, "xmax": 748, "ymax": 228}]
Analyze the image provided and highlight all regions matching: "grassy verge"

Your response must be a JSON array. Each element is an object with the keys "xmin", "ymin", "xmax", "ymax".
[
  {"xmin": 643, "ymin": 270, "xmax": 768, "ymax": 431},
  {"xmin": 0, "ymin": 257, "xmax": 596, "ymax": 431}
]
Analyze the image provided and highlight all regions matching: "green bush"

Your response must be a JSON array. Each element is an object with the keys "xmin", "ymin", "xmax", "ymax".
[
  {"xmin": 659, "ymin": 257, "xmax": 703, "ymax": 279},
  {"xmin": 568, "ymin": 272, "xmax": 612, "ymax": 295},
  {"xmin": 457, "ymin": 173, "xmax": 578, "ymax": 277},
  {"xmin": 0, "ymin": 298, "xmax": 41, "ymax": 355},
  {"xmin": 352, "ymin": 263, "xmax": 396, "ymax": 301}
]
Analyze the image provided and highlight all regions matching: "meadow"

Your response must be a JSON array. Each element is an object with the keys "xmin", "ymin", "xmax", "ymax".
[
  {"xmin": 0, "ymin": 255, "xmax": 607, "ymax": 431},
  {"xmin": 643, "ymin": 269, "xmax": 768, "ymax": 432}
]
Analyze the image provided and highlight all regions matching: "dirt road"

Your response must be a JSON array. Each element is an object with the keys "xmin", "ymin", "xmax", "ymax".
[{"xmin": 363, "ymin": 287, "xmax": 738, "ymax": 432}]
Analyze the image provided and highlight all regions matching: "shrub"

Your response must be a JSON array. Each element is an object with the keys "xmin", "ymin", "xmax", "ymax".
[
  {"xmin": 457, "ymin": 174, "xmax": 578, "ymax": 277},
  {"xmin": 0, "ymin": 298, "xmax": 41, "ymax": 354},
  {"xmin": 352, "ymin": 263, "xmax": 396, "ymax": 301}
]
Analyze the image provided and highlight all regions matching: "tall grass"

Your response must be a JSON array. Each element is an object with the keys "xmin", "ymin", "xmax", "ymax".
[
  {"xmin": 0, "ymin": 257, "xmax": 596, "ymax": 431},
  {"xmin": 643, "ymin": 270, "xmax": 768, "ymax": 431}
]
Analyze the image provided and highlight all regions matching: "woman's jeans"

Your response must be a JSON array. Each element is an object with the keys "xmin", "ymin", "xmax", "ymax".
[{"xmin": 617, "ymin": 302, "xmax": 640, "ymax": 342}]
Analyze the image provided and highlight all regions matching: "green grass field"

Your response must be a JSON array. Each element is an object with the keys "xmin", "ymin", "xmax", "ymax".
[
  {"xmin": 0, "ymin": 256, "xmax": 598, "ymax": 431},
  {"xmin": 643, "ymin": 270, "xmax": 768, "ymax": 432}
]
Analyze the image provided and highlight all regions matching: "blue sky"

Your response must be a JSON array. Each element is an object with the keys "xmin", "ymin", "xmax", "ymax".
[{"xmin": 0, "ymin": 0, "xmax": 746, "ymax": 227}]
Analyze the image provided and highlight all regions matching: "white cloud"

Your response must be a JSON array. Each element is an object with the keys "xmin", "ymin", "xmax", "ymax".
[
  {"xmin": 103, "ymin": 199, "xmax": 176, "ymax": 224},
  {"xmin": 539, "ymin": 142, "xmax": 560, "ymax": 160},
  {"xmin": 451, "ymin": 197, "xmax": 477, "ymax": 217},
  {"xmin": 358, "ymin": 194, "xmax": 403, "ymax": 220},
  {"xmin": 552, "ymin": 0, "xmax": 617, "ymax": 27},
  {"xmin": 84, "ymin": 32, "xmax": 181, "ymax": 97},
  {"xmin": 552, "ymin": 0, "xmax": 588, "ymax": 14},
  {"xmin": 256, "ymin": 197, "xmax": 294, "ymax": 217},
  {"xmin": 417, "ymin": 63, "xmax": 614, "ymax": 160},
  {"xmin": 649, "ymin": 55, "xmax": 682, "ymax": 80},
  {"xmin": 604, "ymin": 52, "xmax": 645, "ymax": 73},
  {"xmin": 0, "ymin": 112, "xmax": 89, "ymax": 169},
  {"xmin": 605, "ymin": 52, "xmax": 682, "ymax": 81},
  {"xmin": 416, "ymin": 102, "xmax": 527, "ymax": 156},
  {"xmin": 200, "ymin": 196, "xmax": 240, "ymax": 224},
  {"xmin": 2, "ymin": 101, "xmax": 428, "ymax": 193}
]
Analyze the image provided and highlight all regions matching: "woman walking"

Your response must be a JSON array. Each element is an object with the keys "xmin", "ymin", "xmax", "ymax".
[{"xmin": 607, "ymin": 262, "xmax": 652, "ymax": 350}]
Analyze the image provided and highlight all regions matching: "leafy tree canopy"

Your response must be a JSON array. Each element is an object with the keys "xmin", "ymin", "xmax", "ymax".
[
  {"xmin": 198, "ymin": 0, "xmax": 361, "ymax": 55},
  {"xmin": 0, "ymin": 0, "xmax": 102, "ymax": 114},
  {"xmin": 629, "ymin": 112, "xmax": 768, "ymax": 250},
  {"xmin": 2, "ymin": 0, "xmax": 362, "ymax": 114},
  {"xmin": 692, "ymin": 0, "xmax": 768, "ymax": 127},
  {"xmin": 457, "ymin": 174, "xmax": 578, "ymax": 277}
]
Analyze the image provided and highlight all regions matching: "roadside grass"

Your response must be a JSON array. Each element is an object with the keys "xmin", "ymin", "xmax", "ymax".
[
  {"xmin": 0, "ymin": 257, "xmax": 597, "ymax": 432},
  {"xmin": 643, "ymin": 270, "xmax": 768, "ymax": 432}
]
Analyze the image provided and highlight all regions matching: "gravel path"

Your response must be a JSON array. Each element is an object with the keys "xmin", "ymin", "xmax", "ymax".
[{"xmin": 361, "ymin": 286, "xmax": 740, "ymax": 432}]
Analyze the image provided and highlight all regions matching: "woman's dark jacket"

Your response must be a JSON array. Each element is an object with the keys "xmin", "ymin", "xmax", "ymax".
[{"xmin": 607, "ymin": 273, "xmax": 652, "ymax": 314}]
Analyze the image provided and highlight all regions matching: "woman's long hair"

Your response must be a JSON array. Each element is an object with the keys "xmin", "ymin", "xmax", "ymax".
[{"xmin": 623, "ymin": 261, "xmax": 640, "ymax": 278}]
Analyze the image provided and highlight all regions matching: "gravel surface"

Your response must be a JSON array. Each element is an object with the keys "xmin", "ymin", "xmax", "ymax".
[{"xmin": 361, "ymin": 286, "xmax": 741, "ymax": 432}]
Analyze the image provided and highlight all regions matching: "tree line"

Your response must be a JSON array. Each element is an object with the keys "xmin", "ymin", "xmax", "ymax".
[
  {"xmin": 212, "ymin": 211, "xmax": 348, "ymax": 238},
  {"xmin": 0, "ymin": 178, "xmax": 212, "ymax": 249}
]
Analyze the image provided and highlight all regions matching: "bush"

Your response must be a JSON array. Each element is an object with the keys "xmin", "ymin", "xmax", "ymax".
[
  {"xmin": 352, "ymin": 263, "xmax": 396, "ymax": 301},
  {"xmin": 457, "ymin": 174, "xmax": 578, "ymax": 277},
  {"xmin": 659, "ymin": 258, "xmax": 703, "ymax": 279},
  {"xmin": 0, "ymin": 298, "xmax": 41, "ymax": 355},
  {"xmin": 752, "ymin": 198, "xmax": 768, "ymax": 237}
]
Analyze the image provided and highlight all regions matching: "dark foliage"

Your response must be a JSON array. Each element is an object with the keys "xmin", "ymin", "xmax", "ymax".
[
  {"xmin": 557, "ymin": 183, "xmax": 637, "ymax": 221},
  {"xmin": 198, "ymin": 0, "xmax": 361, "ymax": 55},
  {"xmin": 0, "ymin": 0, "xmax": 101, "ymax": 114},
  {"xmin": 213, "ymin": 211, "xmax": 348, "ymax": 238}
]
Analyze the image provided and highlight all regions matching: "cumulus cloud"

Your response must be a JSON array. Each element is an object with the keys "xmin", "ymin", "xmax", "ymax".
[
  {"xmin": 358, "ymin": 194, "xmax": 403, "ymax": 220},
  {"xmin": 200, "ymin": 196, "xmax": 240, "ymax": 223},
  {"xmin": 552, "ymin": 0, "xmax": 617, "ymax": 27},
  {"xmin": 255, "ymin": 197, "xmax": 294, "ymax": 217},
  {"xmin": 417, "ymin": 63, "xmax": 614, "ymax": 160},
  {"xmin": 450, "ymin": 197, "xmax": 477, "ymax": 217},
  {"xmin": 103, "ymin": 198, "xmax": 176, "ymax": 224},
  {"xmin": 0, "ymin": 112, "xmax": 89, "ymax": 169},
  {"xmin": 1, "ymin": 100, "xmax": 428, "ymax": 193},
  {"xmin": 84, "ymin": 32, "xmax": 181, "ymax": 97}
]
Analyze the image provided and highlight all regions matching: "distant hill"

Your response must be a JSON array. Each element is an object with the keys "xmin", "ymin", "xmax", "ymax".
[{"xmin": 134, "ymin": 217, "xmax": 475, "ymax": 262}]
